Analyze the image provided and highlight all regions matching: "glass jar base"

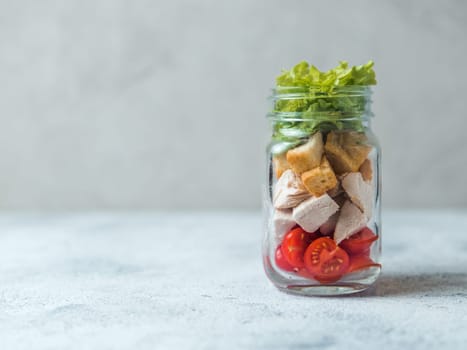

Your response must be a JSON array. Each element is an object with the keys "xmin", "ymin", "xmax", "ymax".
[
  {"xmin": 266, "ymin": 264, "xmax": 381, "ymax": 297},
  {"xmin": 280, "ymin": 283, "xmax": 371, "ymax": 296}
]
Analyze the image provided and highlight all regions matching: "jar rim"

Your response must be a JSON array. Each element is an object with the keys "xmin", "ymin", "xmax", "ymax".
[
  {"xmin": 268, "ymin": 85, "xmax": 373, "ymax": 121},
  {"xmin": 266, "ymin": 112, "xmax": 373, "ymax": 122},
  {"xmin": 270, "ymin": 85, "xmax": 373, "ymax": 98}
]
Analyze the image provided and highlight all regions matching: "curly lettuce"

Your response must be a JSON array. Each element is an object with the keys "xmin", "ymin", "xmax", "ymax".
[
  {"xmin": 276, "ymin": 60, "xmax": 376, "ymax": 89},
  {"xmin": 271, "ymin": 61, "xmax": 376, "ymax": 152}
]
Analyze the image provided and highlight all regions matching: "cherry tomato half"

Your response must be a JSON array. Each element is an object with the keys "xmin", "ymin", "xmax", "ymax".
[
  {"xmin": 281, "ymin": 227, "xmax": 319, "ymax": 268},
  {"xmin": 347, "ymin": 254, "xmax": 381, "ymax": 273},
  {"xmin": 339, "ymin": 227, "xmax": 378, "ymax": 255},
  {"xmin": 275, "ymin": 245, "xmax": 295, "ymax": 272},
  {"xmin": 304, "ymin": 237, "xmax": 350, "ymax": 283}
]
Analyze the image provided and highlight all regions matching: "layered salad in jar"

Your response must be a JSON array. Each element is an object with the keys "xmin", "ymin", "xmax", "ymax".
[{"xmin": 265, "ymin": 60, "xmax": 381, "ymax": 287}]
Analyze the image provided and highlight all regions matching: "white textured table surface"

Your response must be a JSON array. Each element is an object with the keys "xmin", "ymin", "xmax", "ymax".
[{"xmin": 0, "ymin": 211, "xmax": 466, "ymax": 350}]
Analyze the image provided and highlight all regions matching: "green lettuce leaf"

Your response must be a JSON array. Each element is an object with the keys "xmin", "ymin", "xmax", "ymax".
[{"xmin": 271, "ymin": 60, "xmax": 376, "ymax": 151}]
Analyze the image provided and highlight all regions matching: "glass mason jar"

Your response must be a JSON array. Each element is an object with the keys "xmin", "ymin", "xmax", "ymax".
[{"xmin": 263, "ymin": 86, "xmax": 381, "ymax": 296}]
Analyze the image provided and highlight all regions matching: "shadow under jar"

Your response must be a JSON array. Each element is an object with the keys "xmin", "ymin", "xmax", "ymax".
[{"xmin": 263, "ymin": 86, "xmax": 381, "ymax": 296}]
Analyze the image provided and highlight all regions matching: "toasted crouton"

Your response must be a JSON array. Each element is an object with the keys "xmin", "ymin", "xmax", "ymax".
[
  {"xmin": 324, "ymin": 131, "xmax": 372, "ymax": 174},
  {"xmin": 359, "ymin": 158, "xmax": 373, "ymax": 182},
  {"xmin": 301, "ymin": 156, "xmax": 338, "ymax": 197},
  {"xmin": 286, "ymin": 132, "xmax": 323, "ymax": 175},
  {"xmin": 272, "ymin": 153, "xmax": 290, "ymax": 179}
]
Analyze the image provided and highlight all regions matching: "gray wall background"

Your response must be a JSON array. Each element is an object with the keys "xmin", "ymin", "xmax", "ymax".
[{"xmin": 0, "ymin": 0, "xmax": 466, "ymax": 210}]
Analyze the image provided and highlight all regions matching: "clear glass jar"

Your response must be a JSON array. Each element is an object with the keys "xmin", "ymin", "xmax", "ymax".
[{"xmin": 263, "ymin": 86, "xmax": 381, "ymax": 296}]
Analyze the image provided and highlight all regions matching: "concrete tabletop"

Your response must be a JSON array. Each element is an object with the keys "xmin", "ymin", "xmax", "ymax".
[{"xmin": 0, "ymin": 211, "xmax": 466, "ymax": 349}]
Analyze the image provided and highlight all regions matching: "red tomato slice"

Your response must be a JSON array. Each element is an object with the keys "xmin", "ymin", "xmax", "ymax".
[
  {"xmin": 281, "ymin": 227, "xmax": 319, "ymax": 268},
  {"xmin": 304, "ymin": 237, "xmax": 350, "ymax": 283},
  {"xmin": 275, "ymin": 245, "xmax": 295, "ymax": 272},
  {"xmin": 347, "ymin": 254, "xmax": 381, "ymax": 273},
  {"xmin": 339, "ymin": 227, "xmax": 378, "ymax": 255}
]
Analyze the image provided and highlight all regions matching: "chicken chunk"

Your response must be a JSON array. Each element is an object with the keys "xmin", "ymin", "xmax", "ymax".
[
  {"xmin": 341, "ymin": 172, "xmax": 373, "ymax": 219},
  {"xmin": 273, "ymin": 170, "xmax": 310, "ymax": 209},
  {"xmin": 319, "ymin": 194, "xmax": 347, "ymax": 235},
  {"xmin": 334, "ymin": 200, "xmax": 367, "ymax": 244},
  {"xmin": 273, "ymin": 209, "xmax": 296, "ymax": 243},
  {"xmin": 292, "ymin": 193, "xmax": 339, "ymax": 233}
]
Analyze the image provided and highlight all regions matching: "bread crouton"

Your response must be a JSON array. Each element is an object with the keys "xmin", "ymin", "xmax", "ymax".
[
  {"xmin": 272, "ymin": 153, "xmax": 290, "ymax": 179},
  {"xmin": 359, "ymin": 158, "xmax": 373, "ymax": 182},
  {"xmin": 301, "ymin": 156, "xmax": 338, "ymax": 197},
  {"xmin": 286, "ymin": 132, "xmax": 323, "ymax": 175},
  {"xmin": 324, "ymin": 131, "xmax": 371, "ymax": 174}
]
